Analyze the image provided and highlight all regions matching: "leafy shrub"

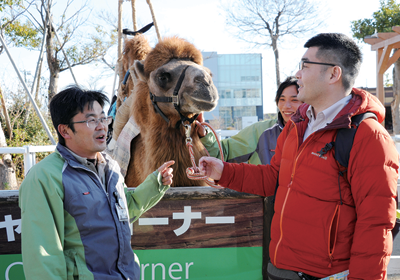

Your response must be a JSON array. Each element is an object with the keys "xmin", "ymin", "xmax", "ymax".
[{"xmin": 1, "ymin": 89, "xmax": 56, "ymax": 181}]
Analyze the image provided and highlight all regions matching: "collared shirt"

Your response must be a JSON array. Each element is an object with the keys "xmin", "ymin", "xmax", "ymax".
[
  {"xmin": 64, "ymin": 147, "xmax": 107, "ymax": 191},
  {"xmin": 303, "ymin": 94, "xmax": 352, "ymax": 141}
]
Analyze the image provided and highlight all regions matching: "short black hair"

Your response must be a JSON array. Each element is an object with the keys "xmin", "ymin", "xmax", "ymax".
[
  {"xmin": 49, "ymin": 85, "xmax": 109, "ymax": 145},
  {"xmin": 304, "ymin": 33, "xmax": 362, "ymax": 91},
  {"xmin": 275, "ymin": 76, "xmax": 299, "ymax": 105}
]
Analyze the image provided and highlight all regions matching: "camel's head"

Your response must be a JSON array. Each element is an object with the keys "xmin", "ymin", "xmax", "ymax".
[{"xmin": 134, "ymin": 37, "xmax": 218, "ymax": 120}]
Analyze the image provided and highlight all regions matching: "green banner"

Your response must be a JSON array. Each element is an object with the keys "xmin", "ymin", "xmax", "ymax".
[
  {"xmin": 0, "ymin": 247, "xmax": 262, "ymax": 280},
  {"xmin": 136, "ymin": 247, "xmax": 262, "ymax": 280},
  {"xmin": 0, "ymin": 254, "xmax": 24, "ymax": 280}
]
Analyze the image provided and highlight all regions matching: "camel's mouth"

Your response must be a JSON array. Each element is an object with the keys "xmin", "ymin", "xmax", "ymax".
[
  {"xmin": 180, "ymin": 92, "xmax": 218, "ymax": 113},
  {"xmin": 191, "ymin": 96, "xmax": 217, "ymax": 110}
]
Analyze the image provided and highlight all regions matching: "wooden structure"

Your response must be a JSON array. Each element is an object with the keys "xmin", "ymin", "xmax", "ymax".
[
  {"xmin": 117, "ymin": 0, "xmax": 161, "ymax": 87},
  {"xmin": 364, "ymin": 26, "xmax": 400, "ymax": 107},
  {"xmin": 0, "ymin": 187, "xmax": 264, "ymax": 279}
]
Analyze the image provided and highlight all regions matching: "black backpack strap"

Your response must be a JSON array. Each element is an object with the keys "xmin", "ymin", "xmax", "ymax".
[
  {"xmin": 335, "ymin": 112, "xmax": 377, "ymax": 168},
  {"xmin": 334, "ymin": 112, "xmax": 377, "ymax": 205}
]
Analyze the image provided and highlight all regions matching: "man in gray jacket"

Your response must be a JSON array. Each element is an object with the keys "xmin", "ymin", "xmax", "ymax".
[{"xmin": 19, "ymin": 86, "xmax": 174, "ymax": 280}]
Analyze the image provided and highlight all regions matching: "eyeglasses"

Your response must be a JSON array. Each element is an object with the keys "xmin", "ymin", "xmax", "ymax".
[
  {"xmin": 70, "ymin": 116, "xmax": 112, "ymax": 129},
  {"xmin": 299, "ymin": 60, "xmax": 336, "ymax": 70}
]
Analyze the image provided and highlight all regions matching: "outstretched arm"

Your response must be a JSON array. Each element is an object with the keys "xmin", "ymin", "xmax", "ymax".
[
  {"xmin": 126, "ymin": 161, "xmax": 175, "ymax": 222},
  {"xmin": 157, "ymin": 160, "xmax": 174, "ymax": 186},
  {"xmin": 196, "ymin": 113, "xmax": 277, "ymax": 164}
]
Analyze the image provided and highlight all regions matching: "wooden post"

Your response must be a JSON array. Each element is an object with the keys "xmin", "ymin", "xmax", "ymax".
[
  {"xmin": 377, "ymin": 49, "xmax": 385, "ymax": 108},
  {"xmin": 131, "ymin": 0, "xmax": 137, "ymax": 31},
  {"xmin": 364, "ymin": 26, "xmax": 400, "ymax": 128},
  {"xmin": 117, "ymin": 0, "xmax": 124, "ymax": 87},
  {"xmin": 0, "ymin": 87, "xmax": 12, "ymax": 140},
  {"xmin": 146, "ymin": 0, "xmax": 161, "ymax": 41}
]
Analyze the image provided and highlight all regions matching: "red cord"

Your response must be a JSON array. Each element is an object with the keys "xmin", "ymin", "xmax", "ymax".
[{"xmin": 185, "ymin": 122, "xmax": 224, "ymax": 188}]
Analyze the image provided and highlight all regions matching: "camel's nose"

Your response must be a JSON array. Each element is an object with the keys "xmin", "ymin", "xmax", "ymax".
[{"xmin": 194, "ymin": 73, "xmax": 211, "ymax": 86}]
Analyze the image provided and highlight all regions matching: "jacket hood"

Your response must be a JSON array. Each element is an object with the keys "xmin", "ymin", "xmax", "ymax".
[{"xmin": 293, "ymin": 88, "xmax": 385, "ymax": 129}]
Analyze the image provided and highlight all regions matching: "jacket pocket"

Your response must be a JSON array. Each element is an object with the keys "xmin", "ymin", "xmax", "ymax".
[
  {"xmin": 328, "ymin": 204, "xmax": 340, "ymax": 268},
  {"xmin": 65, "ymin": 250, "xmax": 83, "ymax": 280}
]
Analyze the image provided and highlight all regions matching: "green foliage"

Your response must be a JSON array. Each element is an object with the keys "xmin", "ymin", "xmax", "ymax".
[
  {"xmin": 3, "ymin": 182, "xmax": 10, "ymax": 190},
  {"xmin": 0, "ymin": 0, "xmax": 22, "ymax": 12},
  {"xmin": 3, "ymin": 19, "xmax": 40, "ymax": 48},
  {"xmin": 0, "ymin": 0, "xmax": 40, "ymax": 48},
  {"xmin": 351, "ymin": 0, "xmax": 400, "ymax": 41},
  {"xmin": 1, "ymin": 90, "xmax": 55, "ymax": 180},
  {"xmin": 385, "ymin": 72, "xmax": 393, "ymax": 86}
]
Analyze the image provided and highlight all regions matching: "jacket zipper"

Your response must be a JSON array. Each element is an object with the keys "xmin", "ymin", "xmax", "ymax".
[
  {"xmin": 70, "ymin": 164, "xmax": 109, "ymax": 197},
  {"xmin": 328, "ymin": 204, "xmax": 340, "ymax": 268},
  {"xmin": 273, "ymin": 122, "xmax": 308, "ymax": 265}
]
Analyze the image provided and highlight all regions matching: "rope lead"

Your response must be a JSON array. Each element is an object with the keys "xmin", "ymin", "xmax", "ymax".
[{"xmin": 184, "ymin": 122, "xmax": 224, "ymax": 188}]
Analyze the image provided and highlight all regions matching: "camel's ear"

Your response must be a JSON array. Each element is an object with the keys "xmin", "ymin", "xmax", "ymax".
[
  {"xmin": 129, "ymin": 64, "xmax": 140, "ymax": 87},
  {"xmin": 134, "ymin": 60, "xmax": 148, "ymax": 82}
]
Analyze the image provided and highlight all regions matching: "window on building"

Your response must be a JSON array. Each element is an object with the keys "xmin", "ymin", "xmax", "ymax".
[
  {"xmin": 241, "ymin": 76, "xmax": 260, "ymax": 82},
  {"xmin": 220, "ymin": 90, "xmax": 232, "ymax": 99},
  {"xmin": 234, "ymin": 89, "xmax": 242, "ymax": 98},
  {"xmin": 245, "ymin": 89, "xmax": 261, "ymax": 98}
]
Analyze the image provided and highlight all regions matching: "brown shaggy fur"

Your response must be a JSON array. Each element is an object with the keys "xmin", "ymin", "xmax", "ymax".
[
  {"xmin": 143, "ymin": 36, "xmax": 203, "ymax": 75},
  {"xmin": 123, "ymin": 34, "xmax": 152, "ymax": 74},
  {"xmin": 117, "ymin": 35, "xmax": 152, "ymax": 108},
  {"xmin": 124, "ymin": 37, "xmax": 211, "ymax": 188}
]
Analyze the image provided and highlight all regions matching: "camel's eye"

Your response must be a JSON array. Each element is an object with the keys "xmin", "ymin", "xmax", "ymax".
[{"xmin": 157, "ymin": 72, "xmax": 171, "ymax": 88}]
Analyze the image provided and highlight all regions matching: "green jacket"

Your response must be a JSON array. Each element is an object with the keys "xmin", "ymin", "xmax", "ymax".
[
  {"xmin": 201, "ymin": 118, "xmax": 279, "ymax": 165},
  {"xmin": 19, "ymin": 144, "xmax": 169, "ymax": 280}
]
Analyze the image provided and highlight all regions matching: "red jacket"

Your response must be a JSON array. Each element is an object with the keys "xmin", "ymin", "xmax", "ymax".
[{"xmin": 219, "ymin": 88, "xmax": 398, "ymax": 279}]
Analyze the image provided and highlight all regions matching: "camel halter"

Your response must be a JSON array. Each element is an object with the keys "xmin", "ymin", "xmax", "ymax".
[
  {"xmin": 149, "ymin": 64, "xmax": 224, "ymax": 188},
  {"xmin": 184, "ymin": 123, "xmax": 224, "ymax": 189},
  {"xmin": 149, "ymin": 65, "xmax": 199, "ymax": 128}
]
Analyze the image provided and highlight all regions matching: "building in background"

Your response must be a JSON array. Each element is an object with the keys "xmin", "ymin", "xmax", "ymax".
[{"xmin": 202, "ymin": 52, "xmax": 263, "ymax": 130}]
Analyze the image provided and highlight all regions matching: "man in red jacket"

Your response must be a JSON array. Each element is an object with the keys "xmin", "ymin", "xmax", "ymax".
[{"xmin": 199, "ymin": 33, "xmax": 399, "ymax": 280}]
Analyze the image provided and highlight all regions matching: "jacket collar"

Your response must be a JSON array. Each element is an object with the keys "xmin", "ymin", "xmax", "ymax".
[
  {"xmin": 291, "ymin": 88, "xmax": 385, "ymax": 131},
  {"xmin": 277, "ymin": 112, "xmax": 285, "ymax": 129}
]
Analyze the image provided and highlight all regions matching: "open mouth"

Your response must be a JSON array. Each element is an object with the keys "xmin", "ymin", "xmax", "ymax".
[
  {"xmin": 96, "ymin": 135, "xmax": 106, "ymax": 140},
  {"xmin": 282, "ymin": 112, "xmax": 295, "ymax": 116}
]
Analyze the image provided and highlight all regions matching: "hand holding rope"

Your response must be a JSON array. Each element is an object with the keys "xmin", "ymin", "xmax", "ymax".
[{"xmin": 184, "ymin": 123, "xmax": 224, "ymax": 188}]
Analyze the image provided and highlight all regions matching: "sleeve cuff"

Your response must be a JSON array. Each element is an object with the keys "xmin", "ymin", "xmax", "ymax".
[{"xmin": 218, "ymin": 162, "xmax": 234, "ymax": 187}]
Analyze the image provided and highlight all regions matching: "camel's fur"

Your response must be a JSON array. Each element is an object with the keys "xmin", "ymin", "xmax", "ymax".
[
  {"xmin": 116, "ymin": 35, "xmax": 152, "ymax": 109},
  {"xmin": 113, "ymin": 35, "xmax": 152, "ymax": 140},
  {"xmin": 120, "ymin": 36, "xmax": 218, "ymax": 187}
]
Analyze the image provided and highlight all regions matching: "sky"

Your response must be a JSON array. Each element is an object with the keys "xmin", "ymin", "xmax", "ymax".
[{"xmin": 0, "ymin": 0, "xmax": 384, "ymax": 113}]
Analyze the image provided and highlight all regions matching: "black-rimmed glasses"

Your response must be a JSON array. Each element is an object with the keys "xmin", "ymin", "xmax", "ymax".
[
  {"xmin": 70, "ymin": 116, "xmax": 112, "ymax": 129},
  {"xmin": 299, "ymin": 60, "xmax": 336, "ymax": 70}
]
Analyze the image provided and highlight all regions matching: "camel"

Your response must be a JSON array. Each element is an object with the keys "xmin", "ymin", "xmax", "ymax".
[{"xmin": 114, "ymin": 35, "xmax": 219, "ymax": 188}]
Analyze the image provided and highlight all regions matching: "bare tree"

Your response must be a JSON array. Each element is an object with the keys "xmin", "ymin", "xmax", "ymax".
[
  {"xmin": 21, "ymin": 0, "xmax": 116, "ymax": 102},
  {"xmin": 0, "ymin": 117, "xmax": 18, "ymax": 190},
  {"xmin": 0, "ymin": 86, "xmax": 18, "ymax": 190},
  {"xmin": 222, "ymin": 0, "xmax": 325, "ymax": 87},
  {"xmin": 0, "ymin": 0, "xmax": 38, "ymax": 189}
]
